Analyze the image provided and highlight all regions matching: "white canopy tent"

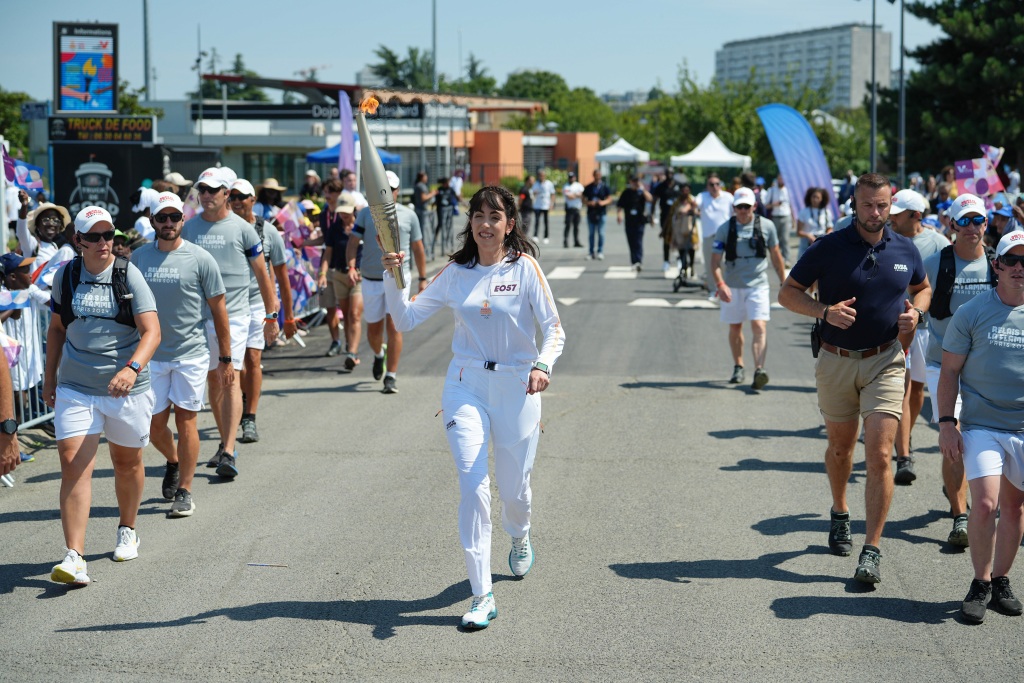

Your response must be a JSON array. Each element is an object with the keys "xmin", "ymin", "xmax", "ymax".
[
  {"xmin": 669, "ymin": 132, "xmax": 751, "ymax": 170},
  {"xmin": 595, "ymin": 137, "xmax": 651, "ymax": 164}
]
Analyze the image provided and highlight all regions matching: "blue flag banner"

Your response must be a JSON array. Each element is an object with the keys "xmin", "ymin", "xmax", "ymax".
[
  {"xmin": 14, "ymin": 160, "xmax": 46, "ymax": 192},
  {"xmin": 756, "ymin": 104, "xmax": 840, "ymax": 220}
]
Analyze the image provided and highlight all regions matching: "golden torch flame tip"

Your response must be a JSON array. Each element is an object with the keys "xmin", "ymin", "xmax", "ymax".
[{"xmin": 359, "ymin": 96, "xmax": 380, "ymax": 115}]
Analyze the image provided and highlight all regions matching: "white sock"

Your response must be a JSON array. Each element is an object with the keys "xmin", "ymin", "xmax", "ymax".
[
  {"xmin": 375, "ymin": 351, "xmax": 385, "ymax": 359},
  {"xmin": 385, "ymin": 371, "xmax": 397, "ymax": 379}
]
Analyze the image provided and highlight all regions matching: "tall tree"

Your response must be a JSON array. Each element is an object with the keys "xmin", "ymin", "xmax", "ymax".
[
  {"xmin": 0, "ymin": 87, "xmax": 31, "ymax": 154},
  {"xmin": 189, "ymin": 53, "xmax": 268, "ymax": 101},
  {"xmin": 878, "ymin": 0, "xmax": 1024, "ymax": 172},
  {"xmin": 500, "ymin": 70, "xmax": 570, "ymax": 103},
  {"xmin": 450, "ymin": 53, "xmax": 497, "ymax": 96},
  {"xmin": 118, "ymin": 81, "xmax": 163, "ymax": 117},
  {"xmin": 369, "ymin": 45, "xmax": 437, "ymax": 90}
]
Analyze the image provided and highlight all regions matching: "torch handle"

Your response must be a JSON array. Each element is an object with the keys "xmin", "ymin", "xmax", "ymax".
[{"xmin": 369, "ymin": 203, "xmax": 407, "ymax": 290}]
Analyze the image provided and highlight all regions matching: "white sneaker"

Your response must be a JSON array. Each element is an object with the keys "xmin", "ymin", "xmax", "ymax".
[
  {"xmin": 597, "ymin": 253, "xmax": 605, "ymax": 261},
  {"xmin": 542, "ymin": 238, "xmax": 550, "ymax": 245},
  {"xmin": 51, "ymin": 549, "xmax": 91, "ymax": 585},
  {"xmin": 509, "ymin": 532, "xmax": 534, "ymax": 577},
  {"xmin": 461, "ymin": 592, "xmax": 497, "ymax": 629},
  {"xmin": 113, "ymin": 526, "xmax": 140, "ymax": 561},
  {"xmin": 707, "ymin": 293, "xmax": 720, "ymax": 306},
  {"xmin": 662, "ymin": 261, "xmax": 671, "ymax": 272}
]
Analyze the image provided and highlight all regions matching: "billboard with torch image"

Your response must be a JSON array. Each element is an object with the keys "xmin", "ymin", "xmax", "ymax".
[{"xmin": 356, "ymin": 96, "xmax": 406, "ymax": 289}]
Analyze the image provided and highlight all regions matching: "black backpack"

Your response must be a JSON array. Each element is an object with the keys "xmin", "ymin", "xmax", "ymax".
[
  {"xmin": 253, "ymin": 216, "xmax": 272, "ymax": 277},
  {"xmin": 725, "ymin": 215, "xmax": 766, "ymax": 263},
  {"xmin": 56, "ymin": 256, "xmax": 136, "ymax": 328},
  {"xmin": 929, "ymin": 245, "xmax": 996, "ymax": 320}
]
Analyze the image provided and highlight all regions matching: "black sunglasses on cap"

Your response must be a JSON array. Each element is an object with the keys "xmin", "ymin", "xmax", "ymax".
[
  {"xmin": 196, "ymin": 184, "xmax": 224, "ymax": 195},
  {"xmin": 228, "ymin": 193, "xmax": 252, "ymax": 201},
  {"xmin": 79, "ymin": 230, "xmax": 116, "ymax": 244},
  {"xmin": 153, "ymin": 212, "xmax": 183, "ymax": 224}
]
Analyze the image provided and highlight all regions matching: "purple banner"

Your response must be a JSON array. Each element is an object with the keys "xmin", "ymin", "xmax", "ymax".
[{"xmin": 338, "ymin": 93, "xmax": 355, "ymax": 174}]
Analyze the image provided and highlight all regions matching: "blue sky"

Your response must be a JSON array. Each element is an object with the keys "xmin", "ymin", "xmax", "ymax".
[{"xmin": 6, "ymin": 0, "xmax": 941, "ymax": 103}]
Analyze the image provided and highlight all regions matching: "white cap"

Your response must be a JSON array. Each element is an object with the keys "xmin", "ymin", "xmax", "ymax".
[
  {"xmin": 995, "ymin": 230, "xmax": 1024, "ymax": 257},
  {"xmin": 231, "ymin": 179, "xmax": 256, "ymax": 197},
  {"xmin": 164, "ymin": 171, "xmax": 192, "ymax": 186},
  {"xmin": 889, "ymin": 189, "xmax": 928, "ymax": 215},
  {"xmin": 74, "ymin": 206, "xmax": 114, "ymax": 233},
  {"xmin": 132, "ymin": 187, "xmax": 160, "ymax": 213},
  {"xmin": 950, "ymin": 193, "xmax": 985, "ymax": 222},
  {"xmin": 386, "ymin": 170, "xmax": 400, "ymax": 189},
  {"xmin": 219, "ymin": 166, "xmax": 238, "ymax": 184},
  {"xmin": 195, "ymin": 167, "xmax": 230, "ymax": 189},
  {"xmin": 152, "ymin": 191, "xmax": 184, "ymax": 214},
  {"xmin": 732, "ymin": 187, "xmax": 755, "ymax": 207}
]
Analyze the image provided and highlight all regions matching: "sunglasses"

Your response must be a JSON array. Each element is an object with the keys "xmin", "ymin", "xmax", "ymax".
[
  {"xmin": 735, "ymin": 204, "xmax": 753, "ymax": 210},
  {"xmin": 196, "ymin": 184, "xmax": 224, "ymax": 195},
  {"xmin": 79, "ymin": 230, "xmax": 116, "ymax": 244},
  {"xmin": 228, "ymin": 193, "xmax": 251, "ymax": 202},
  {"xmin": 954, "ymin": 215, "xmax": 986, "ymax": 227},
  {"xmin": 153, "ymin": 212, "xmax": 183, "ymax": 224},
  {"xmin": 709, "ymin": 182, "xmax": 721, "ymax": 187},
  {"xmin": 998, "ymin": 254, "xmax": 1024, "ymax": 268}
]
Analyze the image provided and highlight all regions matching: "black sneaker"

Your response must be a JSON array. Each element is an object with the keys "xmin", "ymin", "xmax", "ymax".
[
  {"xmin": 828, "ymin": 509, "xmax": 852, "ymax": 556},
  {"xmin": 854, "ymin": 546, "xmax": 882, "ymax": 584},
  {"xmin": 948, "ymin": 514, "xmax": 969, "ymax": 547},
  {"xmin": 990, "ymin": 576, "xmax": 1023, "ymax": 616},
  {"xmin": 168, "ymin": 489, "xmax": 195, "ymax": 518},
  {"xmin": 729, "ymin": 365, "xmax": 745, "ymax": 384},
  {"xmin": 751, "ymin": 368, "xmax": 769, "ymax": 390},
  {"xmin": 206, "ymin": 443, "xmax": 225, "ymax": 468},
  {"xmin": 372, "ymin": 355, "xmax": 385, "ymax": 381},
  {"xmin": 216, "ymin": 452, "xmax": 238, "ymax": 479},
  {"xmin": 961, "ymin": 579, "xmax": 991, "ymax": 624},
  {"xmin": 382, "ymin": 376, "xmax": 398, "ymax": 394},
  {"xmin": 325, "ymin": 340, "xmax": 343, "ymax": 357},
  {"xmin": 239, "ymin": 418, "xmax": 260, "ymax": 444},
  {"xmin": 894, "ymin": 456, "xmax": 917, "ymax": 485},
  {"xmin": 161, "ymin": 462, "xmax": 180, "ymax": 500}
]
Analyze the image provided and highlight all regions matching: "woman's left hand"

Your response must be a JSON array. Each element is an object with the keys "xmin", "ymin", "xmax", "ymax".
[
  {"xmin": 108, "ymin": 367, "xmax": 138, "ymax": 398},
  {"xmin": 526, "ymin": 369, "xmax": 549, "ymax": 395}
]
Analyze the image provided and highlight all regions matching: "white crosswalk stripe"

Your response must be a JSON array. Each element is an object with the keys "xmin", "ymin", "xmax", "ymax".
[
  {"xmin": 557, "ymin": 297, "xmax": 579, "ymax": 306},
  {"xmin": 604, "ymin": 266, "xmax": 637, "ymax": 280},
  {"xmin": 546, "ymin": 266, "xmax": 586, "ymax": 280}
]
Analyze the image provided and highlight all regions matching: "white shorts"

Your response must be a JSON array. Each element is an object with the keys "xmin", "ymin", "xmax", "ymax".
[
  {"xmin": 719, "ymin": 286, "xmax": 770, "ymax": 324},
  {"xmin": 247, "ymin": 303, "xmax": 267, "ymax": 350},
  {"xmin": 962, "ymin": 428, "xmax": 1024, "ymax": 489},
  {"xmin": 205, "ymin": 316, "xmax": 249, "ymax": 371},
  {"xmin": 361, "ymin": 278, "xmax": 388, "ymax": 324},
  {"xmin": 55, "ymin": 386, "xmax": 155, "ymax": 448},
  {"xmin": 925, "ymin": 362, "xmax": 962, "ymax": 424},
  {"xmin": 905, "ymin": 327, "xmax": 929, "ymax": 383},
  {"xmin": 148, "ymin": 356, "xmax": 208, "ymax": 413}
]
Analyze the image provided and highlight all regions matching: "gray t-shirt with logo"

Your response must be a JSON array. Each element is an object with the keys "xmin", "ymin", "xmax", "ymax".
[
  {"xmin": 943, "ymin": 289, "xmax": 1024, "ymax": 432},
  {"xmin": 131, "ymin": 240, "xmax": 225, "ymax": 363},
  {"xmin": 51, "ymin": 259, "xmax": 157, "ymax": 396},
  {"xmin": 182, "ymin": 213, "xmax": 263, "ymax": 319},
  {"xmin": 712, "ymin": 216, "xmax": 779, "ymax": 289},
  {"xmin": 923, "ymin": 250, "xmax": 993, "ymax": 365},
  {"xmin": 353, "ymin": 203, "xmax": 423, "ymax": 280},
  {"xmin": 247, "ymin": 220, "xmax": 287, "ymax": 308}
]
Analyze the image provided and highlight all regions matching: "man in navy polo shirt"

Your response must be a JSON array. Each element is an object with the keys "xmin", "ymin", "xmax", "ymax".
[{"xmin": 779, "ymin": 173, "xmax": 932, "ymax": 585}]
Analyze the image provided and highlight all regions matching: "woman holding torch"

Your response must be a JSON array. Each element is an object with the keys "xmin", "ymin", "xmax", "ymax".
[{"xmin": 381, "ymin": 186, "xmax": 565, "ymax": 629}]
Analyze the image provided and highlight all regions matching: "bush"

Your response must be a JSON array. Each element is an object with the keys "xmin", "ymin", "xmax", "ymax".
[{"xmin": 498, "ymin": 176, "xmax": 522, "ymax": 192}]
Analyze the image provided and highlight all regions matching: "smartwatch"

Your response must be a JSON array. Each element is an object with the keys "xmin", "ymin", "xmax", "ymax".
[
  {"xmin": 0, "ymin": 418, "xmax": 17, "ymax": 435},
  {"xmin": 264, "ymin": 312, "xmax": 279, "ymax": 321},
  {"xmin": 125, "ymin": 360, "xmax": 142, "ymax": 374},
  {"xmin": 938, "ymin": 416, "xmax": 958, "ymax": 426},
  {"xmin": 532, "ymin": 361, "xmax": 550, "ymax": 376},
  {"xmin": 218, "ymin": 356, "xmax": 233, "ymax": 365}
]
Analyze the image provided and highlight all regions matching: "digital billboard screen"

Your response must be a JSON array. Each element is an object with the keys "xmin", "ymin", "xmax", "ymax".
[{"xmin": 54, "ymin": 22, "xmax": 118, "ymax": 113}]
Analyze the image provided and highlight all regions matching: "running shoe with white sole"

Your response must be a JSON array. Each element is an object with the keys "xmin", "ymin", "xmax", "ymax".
[
  {"xmin": 382, "ymin": 376, "xmax": 398, "ymax": 394},
  {"xmin": 113, "ymin": 526, "xmax": 140, "ymax": 562},
  {"xmin": 51, "ymin": 549, "xmax": 90, "ymax": 586},
  {"xmin": 168, "ymin": 489, "xmax": 195, "ymax": 518},
  {"xmin": 948, "ymin": 513, "xmax": 969, "ymax": 547},
  {"xmin": 239, "ymin": 418, "xmax": 259, "ymax": 443},
  {"xmin": 509, "ymin": 532, "xmax": 534, "ymax": 577},
  {"xmin": 461, "ymin": 592, "xmax": 497, "ymax": 629},
  {"xmin": 206, "ymin": 443, "xmax": 225, "ymax": 468},
  {"xmin": 216, "ymin": 452, "xmax": 239, "ymax": 479}
]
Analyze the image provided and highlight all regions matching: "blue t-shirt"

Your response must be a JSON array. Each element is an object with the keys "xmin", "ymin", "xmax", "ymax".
[{"xmin": 789, "ymin": 225, "xmax": 926, "ymax": 349}]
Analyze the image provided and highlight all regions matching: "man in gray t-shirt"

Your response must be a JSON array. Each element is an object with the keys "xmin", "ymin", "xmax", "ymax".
[
  {"xmin": 131, "ymin": 191, "xmax": 232, "ymax": 514},
  {"xmin": 938, "ymin": 229, "xmax": 1024, "ymax": 624},
  {"xmin": 347, "ymin": 171, "xmax": 428, "ymax": 394},
  {"xmin": 710, "ymin": 188, "xmax": 786, "ymax": 391}
]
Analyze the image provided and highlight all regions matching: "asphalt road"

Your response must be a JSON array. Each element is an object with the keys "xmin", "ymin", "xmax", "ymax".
[{"xmin": 3, "ymin": 221, "xmax": 1023, "ymax": 681}]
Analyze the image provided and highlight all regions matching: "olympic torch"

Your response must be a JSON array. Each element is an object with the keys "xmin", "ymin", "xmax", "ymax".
[{"xmin": 356, "ymin": 96, "xmax": 406, "ymax": 289}]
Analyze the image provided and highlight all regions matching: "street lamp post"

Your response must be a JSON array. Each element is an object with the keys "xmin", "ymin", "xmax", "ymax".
[
  {"xmin": 897, "ymin": 0, "xmax": 906, "ymax": 188},
  {"xmin": 870, "ymin": 0, "xmax": 877, "ymax": 173}
]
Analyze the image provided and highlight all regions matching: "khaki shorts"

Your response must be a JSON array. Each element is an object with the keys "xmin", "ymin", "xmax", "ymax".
[
  {"xmin": 814, "ymin": 341, "xmax": 905, "ymax": 422},
  {"xmin": 321, "ymin": 268, "xmax": 361, "ymax": 308}
]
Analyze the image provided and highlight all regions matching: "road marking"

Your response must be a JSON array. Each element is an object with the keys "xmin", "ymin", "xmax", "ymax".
[
  {"xmin": 629, "ymin": 298, "xmax": 673, "ymax": 307},
  {"xmin": 604, "ymin": 267, "xmax": 637, "ymax": 280},
  {"xmin": 675, "ymin": 299, "xmax": 719, "ymax": 309},
  {"xmin": 663, "ymin": 267, "xmax": 680, "ymax": 279},
  {"xmin": 547, "ymin": 266, "xmax": 585, "ymax": 280},
  {"xmin": 557, "ymin": 297, "xmax": 579, "ymax": 306}
]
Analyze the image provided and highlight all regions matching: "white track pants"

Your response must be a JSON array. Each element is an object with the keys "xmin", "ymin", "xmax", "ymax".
[{"xmin": 442, "ymin": 361, "xmax": 541, "ymax": 596}]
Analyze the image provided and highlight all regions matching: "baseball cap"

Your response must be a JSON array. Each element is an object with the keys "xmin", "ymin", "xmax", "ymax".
[
  {"xmin": 219, "ymin": 166, "xmax": 238, "ymax": 184},
  {"xmin": 74, "ymin": 206, "xmax": 114, "ymax": 233},
  {"xmin": 993, "ymin": 205, "xmax": 1013, "ymax": 218},
  {"xmin": 0, "ymin": 252, "xmax": 35, "ymax": 274},
  {"xmin": 922, "ymin": 214, "xmax": 941, "ymax": 230},
  {"xmin": 733, "ymin": 187, "xmax": 756, "ymax": 207},
  {"xmin": 386, "ymin": 170, "xmax": 400, "ymax": 189},
  {"xmin": 335, "ymin": 192, "xmax": 357, "ymax": 214},
  {"xmin": 152, "ymin": 191, "xmax": 185, "ymax": 214},
  {"xmin": 889, "ymin": 189, "xmax": 928, "ymax": 215},
  {"xmin": 231, "ymin": 179, "xmax": 256, "ymax": 197},
  {"xmin": 300, "ymin": 199, "xmax": 321, "ymax": 216},
  {"xmin": 164, "ymin": 171, "xmax": 192, "ymax": 186},
  {"xmin": 195, "ymin": 167, "xmax": 230, "ymax": 189},
  {"xmin": 996, "ymin": 230, "xmax": 1024, "ymax": 257},
  {"xmin": 949, "ymin": 193, "xmax": 985, "ymax": 222},
  {"xmin": 567, "ymin": 171, "xmax": 576, "ymax": 178}
]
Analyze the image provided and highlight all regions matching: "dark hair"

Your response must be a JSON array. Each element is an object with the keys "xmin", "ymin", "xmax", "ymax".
[
  {"xmin": 340, "ymin": 169, "xmax": 355, "ymax": 180},
  {"xmin": 803, "ymin": 187, "xmax": 824, "ymax": 207},
  {"xmin": 450, "ymin": 186, "xmax": 537, "ymax": 267},
  {"xmin": 706, "ymin": 173, "xmax": 720, "ymax": 183},
  {"xmin": 415, "ymin": 171, "xmax": 428, "ymax": 183},
  {"xmin": 740, "ymin": 171, "xmax": 757, "ymax": 189},
  {"xmin": 856, "ymin": 173, "xmax": 891, "ymax": 195},
  {"xmin": 323, "ymin": 178, "xmax": 343, "ymax": 193}
]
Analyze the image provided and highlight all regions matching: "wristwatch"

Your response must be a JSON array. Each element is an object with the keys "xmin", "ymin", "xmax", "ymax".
[
  {"xmin": 938, "ymin": 416, "xmax": 958, "ymax": 426},
  {"xmin": 125, "ymin": 360, "xmax": 142, "ymax": 374},
  {"xmin": 532, "ymin": 361, "xmax": 550, "ymax": 376},
  {"xmin": 0, "ymin": 418, "xmax": 17, "ymax": 435},
  {"xmin": 218, "ymin": 356, "xmax": 233, "ymax": 365},
  {"xmin": 914, "ymin": 307, "xmax": 926, "ymax": 326},
  {"xmin": 264, "ymin": 312, "xmax": 279, "ymax": 321}
]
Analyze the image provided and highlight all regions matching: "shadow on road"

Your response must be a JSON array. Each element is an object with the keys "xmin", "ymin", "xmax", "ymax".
[
  {"xmin": 609, "ymin": 547, "xmax": 837, "ymax": 586},
  {"xmin": 711, "ymin": 425, "xmax": 826, "ymax": 442},
  {"xmin": 619, "ymin": 380, "xmax": 724, "ymax": 391},
  {"xmin": 0, "ymin": 504, "xmax": 165, "ymax": 526},
  {"xmin": 22, "ymin": 465, "xmax": 170, "ymax": 485},
  {"xmin": 771, "ymin": 596, "xmax": 960, "ymax": 624},
  {"xmin": 54, "ymin": 578, "xmax": 514, "ymax": 639},
  {"xmin": 720, "ymin": 458, "xmax": 863, "ymax": 482},
  {"xmin": 752, "ymin": 509, "xmax": 948, "ymax": 548}
]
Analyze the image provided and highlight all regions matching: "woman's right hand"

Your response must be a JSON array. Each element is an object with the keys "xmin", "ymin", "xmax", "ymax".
[{"xmin": 42, "ymin": 377, "xmax": 57, "ymax": 408}]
